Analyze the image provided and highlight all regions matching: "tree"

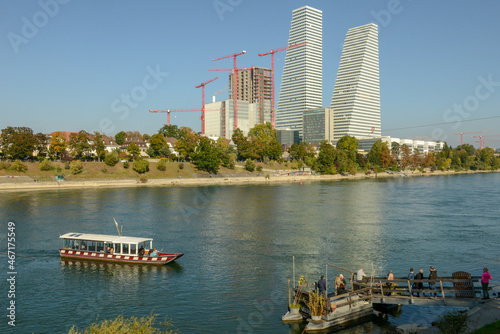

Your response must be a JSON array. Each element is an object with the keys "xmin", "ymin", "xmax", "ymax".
[
  {"xmin": 0, "ymin": 126, "xmax": 35, "ymax": 160},
  {"xmin": 315, "ymin": 141, "xmax": 337, "ymax": 174},
  {"xmin": 92, "ymin": 131, "xmax": 106, "ymax": 162},
  {"xmin": 158, "ymin": 145, "xmax": 171, "ymax": 158},
  {"xmin": 175, "ymin": 127, "xmax": 200, "ymax": 160},
  {"xmin": 127, "ymin": 143, "xmax": 141, "ymax": 158},
  {"xmin": 245, "ymin": 159, "xmax": 255, "ymax": 172},
  {"xmin": 133, "ymin": 159, "xmax": 149, "ymax": 174},
  {"xmin": 381, "ymin": 142, "xmax": 393, "ymax": 168},
  {"xmin": 368, "ymin": 139, "xmax": 383, "ymax": 167},
  {"xmin": 192, "ymin": 137, "xmax": 221, "ymax": 174},
  {"xmin": 391, "ymin": 142, "xmax": 400, "ymax": 161},
  {"xmin": 158, "ymin": 124, "xmax": 180, "ymax": 139},
  {"xmin": 336, "ymin": 135, "xmax": 359, "ymax": 152},
  {"xmin": 400, "ymin": 144, "xmax": 411, "ymax": 168},
  {"xmin": 33, "ymin": 133, "xmax": 49, "ymax": 160},
  {"xmin": 104, "ymin": 152, "xmax": 119, "ymax": 166},
  {"xmin": 49, "ymin": 132, "xmax": 68, "ymax": 159},
  {"xmin": 115, "ymin": 131, "xmax": 126, "ymax": 145},
  {"xmin": 149, "ymin": 134, "xmax": 167, "ymax": 157},
  {"xmin": 247, "ymin": 122, "xmax": 281, "ymax": 161},
  {"xmin": 69, "ymin": 130, "xmax": 91, "ymax": 159},
  {"xmin": 142, "ymin": 133, "xmax": 151, "ymax": 141}
]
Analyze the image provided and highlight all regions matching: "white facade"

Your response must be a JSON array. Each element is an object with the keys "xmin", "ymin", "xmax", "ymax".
[
  {"xmin": 276, "ymin": 6, "xmax": 323, "ymax": 138},
  {"xmin": 331, "ymin": 23, "xmax": 380, "ymax": 140},
  {"xmin": 205, "ymin": 99, "xmax": 271, "ymax": 140}
]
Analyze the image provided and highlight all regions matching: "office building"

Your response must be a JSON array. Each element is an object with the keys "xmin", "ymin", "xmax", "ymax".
[
  {"xmin": 302, "ymin": 108, "xmax": 334, "ymax": 145},
  {"xmin": 330, "ymin": 23, "xmax": 380, "ymax": 140},
  {"xmin": 276, "ymin": 6, "xmax": 323, "ymax": 137}
]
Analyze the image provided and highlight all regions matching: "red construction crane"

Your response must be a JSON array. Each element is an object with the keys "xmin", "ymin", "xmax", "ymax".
[
  {"xmin": 212, "ymin": 51, "xmax": 246, "ymax": 130},
  {"xmin": 258, "ymin": 42, "xmax": 307, "ymax": 128},
  {"xmin": 209, "ymin": 66, "xmax": 253, "ymax": 130},
  {"xmin": 472, "ymin": 135, "xmax": 488, "ymax": 149},
  {"xmin": 454, "ymin": 131, "xmax": 487, "ymax": 145},
  {"xmin": 195, "ymin": 77, "xmax": 218, "ymax": 135},
  {"xmin": 149, "ymin": 109, "xmax": 202, "ymax": 126}
]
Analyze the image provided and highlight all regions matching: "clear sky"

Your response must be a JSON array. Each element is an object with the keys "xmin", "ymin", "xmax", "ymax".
[{"xmin": 1, "ymin": 0, "xmax": 500, "ymax": 148}]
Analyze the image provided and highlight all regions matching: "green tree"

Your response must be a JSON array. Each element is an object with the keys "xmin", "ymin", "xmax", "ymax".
[
  {"xmin": 336, "ymin": 135, "xmax": 359, "ymax": 152},
  {"xmin": 133, "ymin": 158, "xmax": 149, "ymax": 174},
  {"xmin": 192, "ymin": 137, "xmax": 222, "ymax": 174},
  {"xmin": 315, "ymin": 141, "xmax": 337, "ymax": 174},
  {"xmin": 158, "ymin": 145, "xmax": 171, "ymax": 158},
  {"xmin": 39, "ymin": 159, "xmax": 53, "ymax": 171},
  {"xmin": 114, "ymin": 131, "xmax": 126, "ymax": 145},
  {"xmin": 476, "ymin": 147, "xmax": 495, "ymax": 168},
  {"xmin": 245, "ymin": 159, "xmax": 256, "ymax": 172},
  {"xmin": 0, "ymin": 126, "xmax": 35, "ymax": 160},
  {"xmin": 127, "ymin": 143, "xmax": 141, "ymax": 158},
  {"xmin": 400, "ymin": 144, "xmax": 411, "ymax": 167},
  {"xmin": 49, "ymin": 132, "xmax": 68, "ymax": 159},
  {"xmin": 149, "ymin": 134, "xmax": 167, "ymax": 157},
  {"xmin": 157, "ymin": 159, "xmax": 167, "ymax": 171},
  {"xmin": 92, "ymin": 131, "xmax": 106, "ymax": 162},
  {"xmin": 368, "ymin": 139, "xmax": 383, "ymax": 167},
  {"xmin": 158, "ymin": 124, "xmax": 180, "ymax": 139},
  {"xmin": 70, "ymin": 161, "xmax": 84, "ymax": 174},
  {"xmin": 247, "ymin": 122, "xmax": 282, "ymax": 161},
  {"xmin": 9, "ymin": 160, "xmax": 28, "ymax": 172},
  {"xmin": 34, "ymin": 132, "xmax": 49, "ymax": 160},
  {"xmin": 104, "ymin": 152, "xmax": 119, "ymax": 166},
  {"xmin": 175, "ymin": 127, "xmax": 200, "ymax": 161},
  {"xmin": 69, "ymin": 130, "xmax": 91, "ymax": 159}
]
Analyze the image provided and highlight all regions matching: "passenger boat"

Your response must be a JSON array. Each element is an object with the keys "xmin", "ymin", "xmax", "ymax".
[{"xmin": 59, "ymin": 233, "xmax": 183, "ymax": 265}]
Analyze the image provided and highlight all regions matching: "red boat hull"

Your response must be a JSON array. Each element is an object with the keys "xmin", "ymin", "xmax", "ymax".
[{"xmin": 59, "ymin": 249, "xmax": 183, "ymax": 265}]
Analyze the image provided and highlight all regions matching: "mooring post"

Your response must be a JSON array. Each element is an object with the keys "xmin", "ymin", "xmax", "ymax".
[{"xmin": 439, "ymin": 280, "xmax": 446, "ymax": 301}]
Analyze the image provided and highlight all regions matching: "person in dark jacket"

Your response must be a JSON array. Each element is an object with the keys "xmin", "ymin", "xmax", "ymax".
[
  {"xmin": 415, "ymin": 269, "xmax": 424, "ymax": 297},
  {"xmin": 429, "ymin": 266, "xmax": 438, "ymax": 297},
  {"xmin": 317, "ymin": 276, "xmax": 327, "ymax": 296}
]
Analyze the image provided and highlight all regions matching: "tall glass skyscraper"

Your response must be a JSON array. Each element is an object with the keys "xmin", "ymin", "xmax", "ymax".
[
  {"xmin": 330, "ymin": 23, "xmax": 380, "ymax": 141},
  {"xmin": 276, "ymin": 6, "xmax": 322, "ymax": 138}
]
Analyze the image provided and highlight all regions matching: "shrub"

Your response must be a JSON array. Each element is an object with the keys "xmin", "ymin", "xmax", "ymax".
[
  {"xmin": 133, "ymin": 159, "xmax": 149, "ymax": 174},
  {"xmin": 178, "ymin": 163, "xmax": 184, "ymax": 169},
  {"xmin": 435, "ymin": 310, "xmax": 469, "ymax": 334},
  {"xmin": 157, "ymin": 159, "xmax": 167, "ymax": 171},
  {"xmin": 256, "ymin": 165, "xmax": 263, "ymax": 172},
  {"xmin": 123, "ymin": 161, "xmax": 129, "ymax": 169},
  {"xmin": 9, "ymin": 160, "xmax": 27, "ymax": 172},
  {"xmin": 70, "ymin": 161, "xmax": 83, "ymax": 174},
  {"xmin": 56, "ymin": 166, "xmax": 63, "ymax": 173},
  {"xmin": 265, "ymin": 174, "xmax": 270, "ymax": 179},
  {"xmin": 101, "ymin": 167, "xmax": 107, "ymax": 173},
  {"xmin": 104, "ymin": 152, "xmax": 119, "ymax": 166},
  {"xmin": 68, "ymin": 314, "xmax": 177, "ymax": 334},
  {"xmin": 139, "ymin": 175, "xmax": 148, "ymax": 183},
  {"xmin": 39, "ymin": 159, "xmax": 53, "ymax": 171},
  {"xmin": 65, "ymin": 162, "xmax": 71, "ymax": 170},
  {"xmin": 0, "ymin": 161, "xmax": 12, "ymax": 170},
  {"xmin": 245, "ymin": 159, "xmax": 255, "ymax": 172}
]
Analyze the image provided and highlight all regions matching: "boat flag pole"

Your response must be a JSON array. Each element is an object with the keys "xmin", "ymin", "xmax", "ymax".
[
  {"xmin": 293, "ymin": 256, "xmax": 295, "ymax": 288},
  {"xmin": 114, "ymin": 218, "xmax": 121, "ymax": 236}
]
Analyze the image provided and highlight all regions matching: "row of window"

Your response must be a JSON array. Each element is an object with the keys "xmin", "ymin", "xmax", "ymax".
[{"xmin": 63, "ymin": 239, "xmax": 150, "ymax": 255}]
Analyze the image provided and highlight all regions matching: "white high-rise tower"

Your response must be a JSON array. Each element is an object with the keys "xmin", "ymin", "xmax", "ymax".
[
  {"xmin": 330, "ymin": 23, "xmax": 380, "ymax": 140},
  {"xmin": 276, "ymin": 6, "xmax": 322, "ymax": 137}
]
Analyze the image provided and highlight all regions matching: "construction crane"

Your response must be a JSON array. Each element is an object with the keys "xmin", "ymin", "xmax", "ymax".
[
  {"xmin": 454, "ymin": 131, "xmax": 487, "ymax": 145},
  {"xmin": 258, "ymin": 42, "xmax": 307, "ymax": 129},
  {"xmin": 149, "ymin": 109, "xmax": 202, "ymax": 126},
  {"xmin": 195, "ymin": 77, "xmax": 218, "ymax": 135},
  {"xmin": 212, "ymin": 51, "xmax": 246, "ymax": 130},
  {"xmin": 209, "ymin": 66, "xmax": 253, "ymax": 131},
  {"xmin": 472, "ymin": 135, "xmax": 485, "ymax": 149}
]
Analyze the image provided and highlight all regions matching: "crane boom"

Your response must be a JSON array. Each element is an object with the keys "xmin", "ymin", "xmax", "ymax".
[{"xmin": 195, "ymin": 77, "xmax": 218, "ymax": 135}]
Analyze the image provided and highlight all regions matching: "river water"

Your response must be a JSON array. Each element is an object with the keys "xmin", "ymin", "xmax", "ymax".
[{"xmin": 1, "ymin": 172, "xmax": 499, "ymax": 333}]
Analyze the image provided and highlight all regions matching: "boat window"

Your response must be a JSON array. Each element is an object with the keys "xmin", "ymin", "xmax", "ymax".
[
  {"xmin": 72, "ymin": 240, "xmax": 79, "ymax": 250},
  {"xmin": 105, "ymin": 242, "xmax": 113, "ymax": 253},
  {"xmin": 114, "ymin": 243, "xmax": 121, "ymax": 254},
  {"xmin": 64, "ymin": 239, "xmax": 71, "ymax": 249},
  {"xmin": 80, "ymin": 240, "xmax": 88, "ymax": 251},
  {"xmin": 130, "ymin": 244, "xmax": 137, "ymax": 255},
  {"xmin": 122, "ymin": 243, "xmax": 129, "ymax": 255},
  {"xmin": 96, "ymin": 241, "xmax": 104, "ymax": 252},
  {"xmin": 88, "ymin": 241, "xmax": 96, "ymax": 252}
]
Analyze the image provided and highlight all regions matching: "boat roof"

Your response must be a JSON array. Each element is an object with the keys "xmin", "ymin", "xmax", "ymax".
[{"xmin": 60, "ymin": 233, "xmax": 153, "ymax": 244}]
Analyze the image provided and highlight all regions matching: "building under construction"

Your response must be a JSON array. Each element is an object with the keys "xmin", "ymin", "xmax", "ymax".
[{"xmin": 229, "ymin": 66, "xmax": 272, "ymax": 124}]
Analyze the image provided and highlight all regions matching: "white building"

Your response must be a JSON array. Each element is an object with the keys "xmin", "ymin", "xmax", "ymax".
[
  {"xmin": 357, "ymin": 136, "xmax": 445, "ymax": 156},
  {"xmin": 204, "ymin": 99, "xmax": 271, "ymax": 140},
  {"xmin": 276, "ymin": 5, "xmax": 323, "ymax": 138},
  {"xmin": 330, "ymin": 23, "xmax": 380, "ymax": 141}
]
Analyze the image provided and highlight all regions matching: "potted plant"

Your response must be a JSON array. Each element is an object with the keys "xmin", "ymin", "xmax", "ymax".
[
  {"xmin": 307, "ymin": 290, "xmax": 325, "ymax": 321},
  {"xmin": 289, "ymin": 275, "xmax": 306, "ymax": 314}
]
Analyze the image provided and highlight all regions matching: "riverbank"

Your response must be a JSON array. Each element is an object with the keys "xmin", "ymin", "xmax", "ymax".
[
  {"xmin": 398, "ymin": 298, "xmax": 500, "ymax": 333},
  {"xmin": 0, "ymin": 169, "xmax": 497, "ymax": 191}
]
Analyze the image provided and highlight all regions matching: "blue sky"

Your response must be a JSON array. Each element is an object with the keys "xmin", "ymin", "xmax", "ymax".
[{"xmin": 1, "ymin": 0, "xmax": 500, "ymax": 148}]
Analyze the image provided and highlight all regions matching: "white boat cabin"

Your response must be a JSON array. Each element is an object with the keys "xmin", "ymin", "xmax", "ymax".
[{"xmin": 60, "ymin": 233, "xmax": 153, "ymax": 256}]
